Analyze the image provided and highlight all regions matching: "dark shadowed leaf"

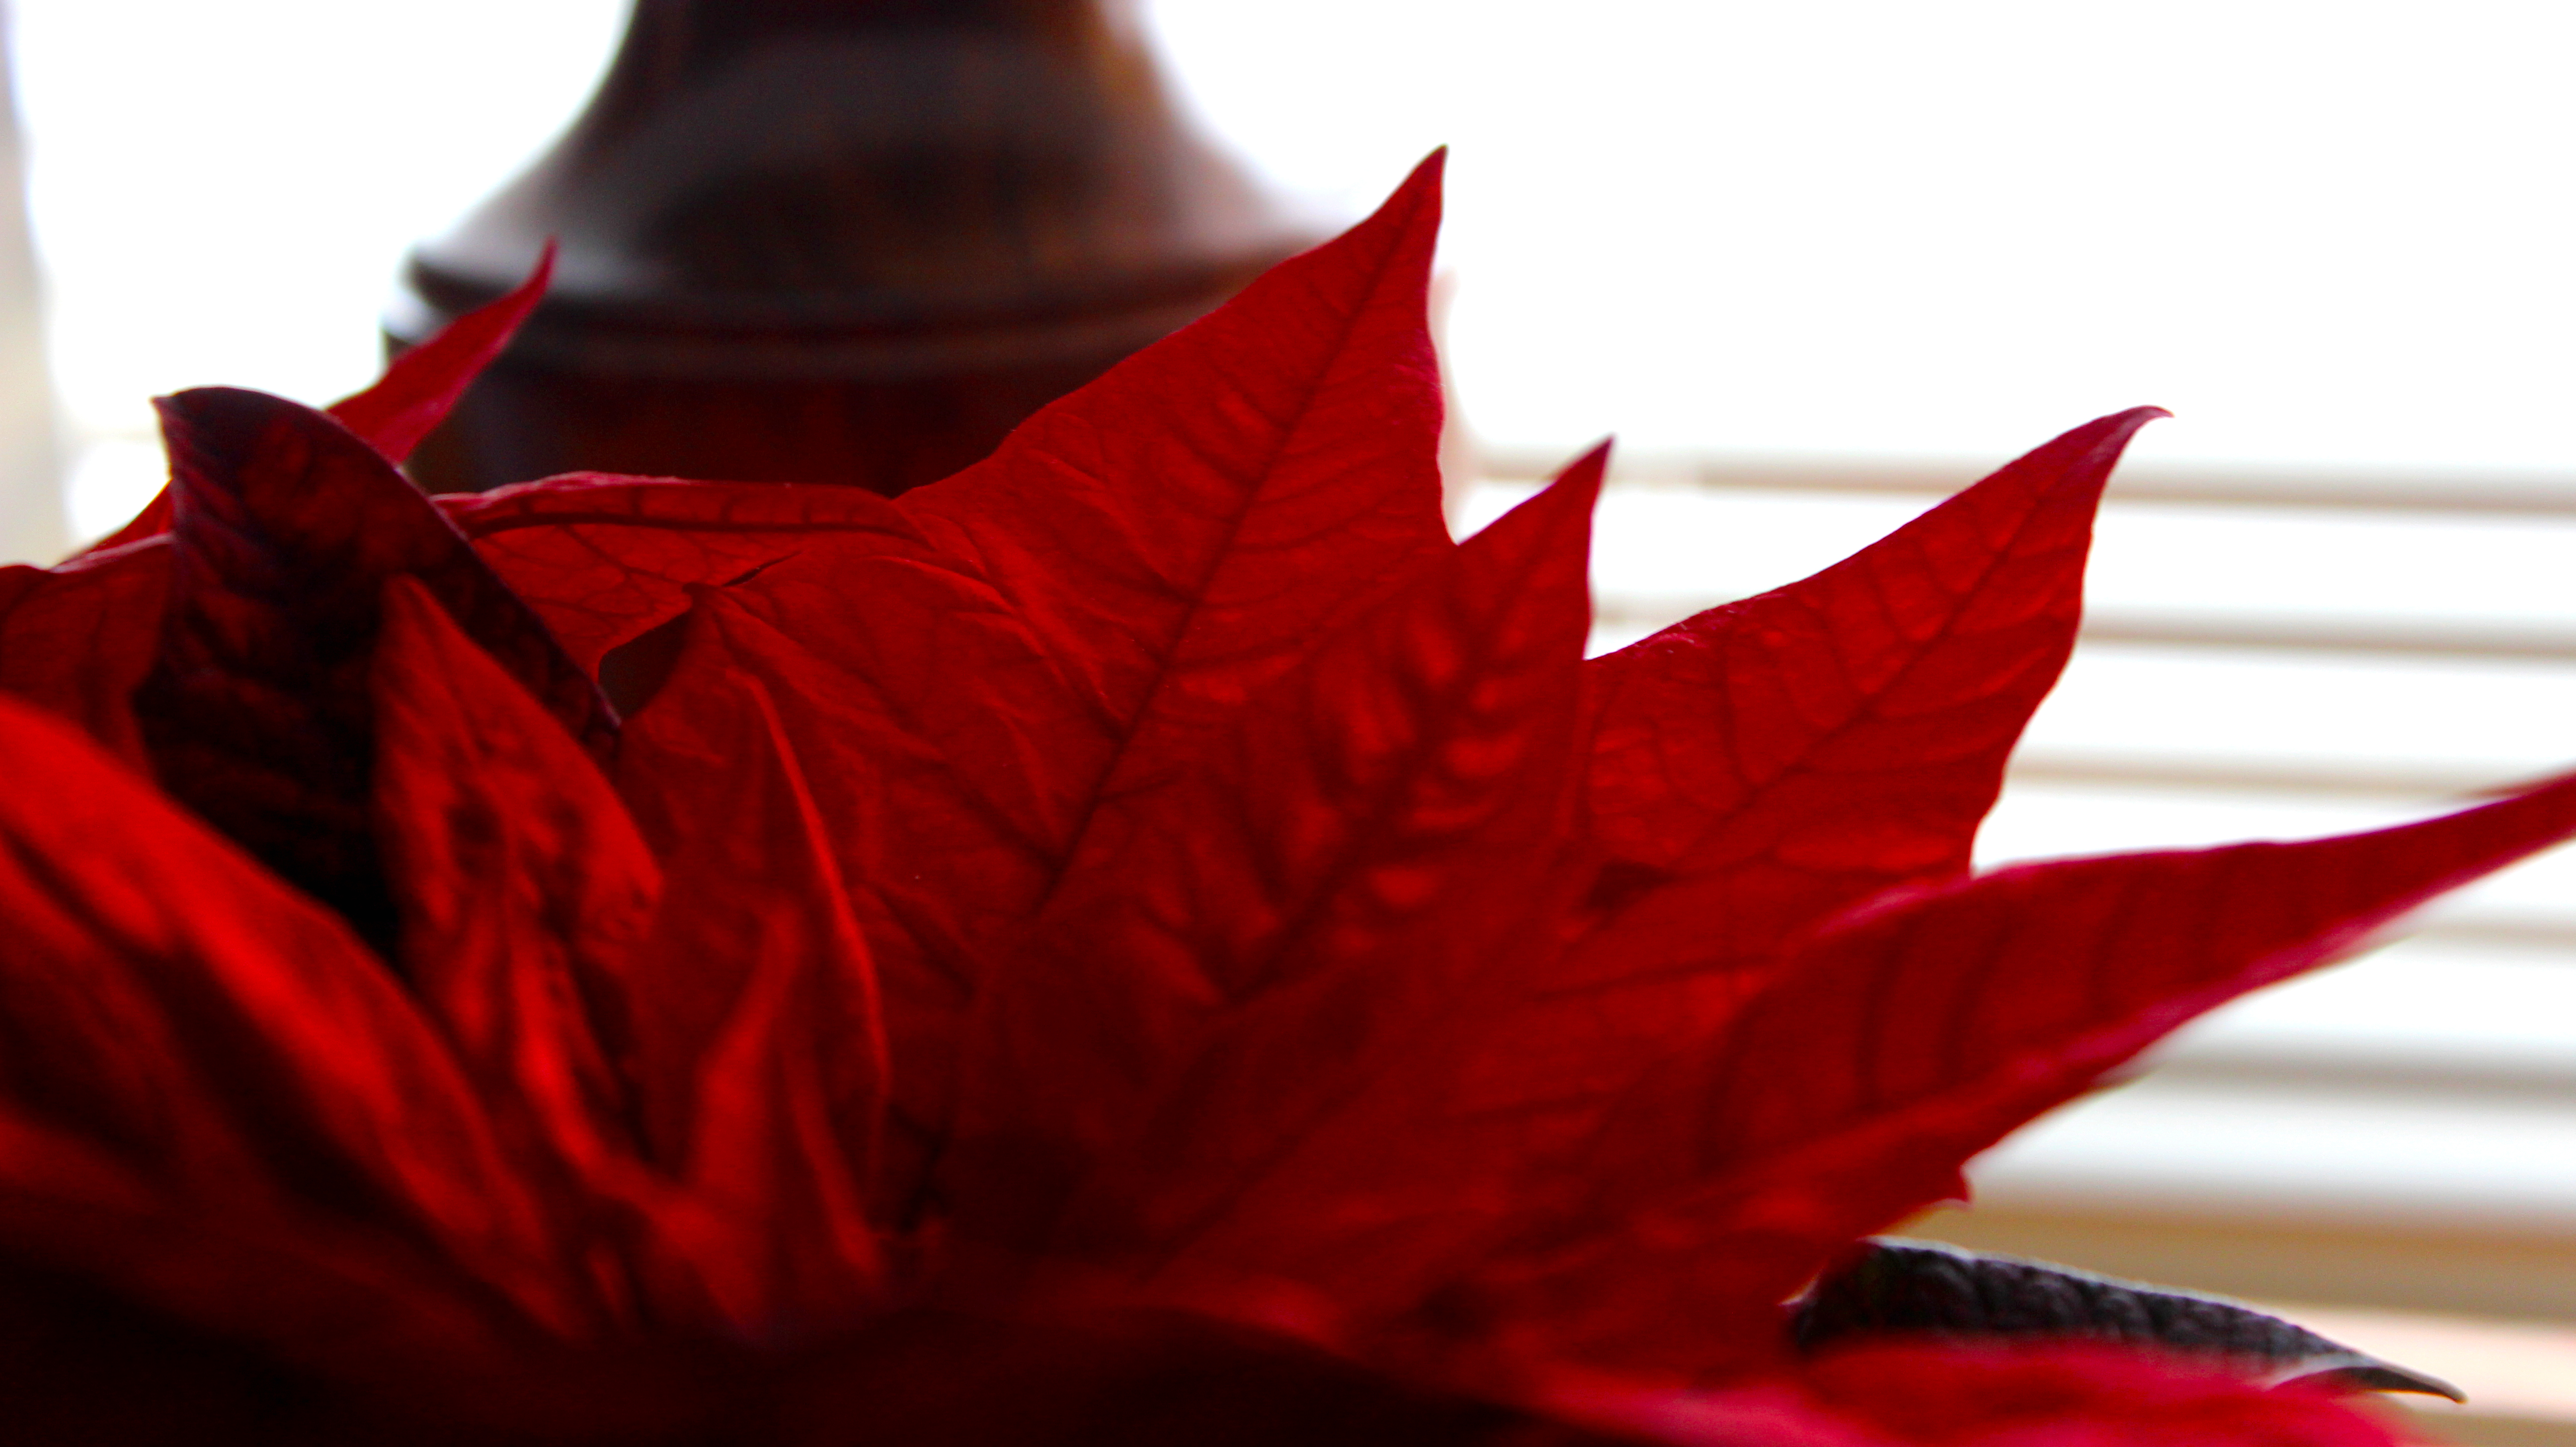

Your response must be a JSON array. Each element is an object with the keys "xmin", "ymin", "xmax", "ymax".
[
  {"xmin": 1794, "ymin": 1239, "xmax": 2462, "ymax": 1399},
  {"xmin": 0, "ymin": 1112, "xmax": 552, "ymax": 1422},
  {"xmin": 776, "ymin": 1307, "xmax": 1625, "ymax": 1447},
  {"xmin": 70, "ymin": 245, "xmax": 557, "ymax": 560},
  {"xmin": 133, "ymin": 389, "xmax": 610, "ymax": 952},
  {"xmin": 0, "ymin": 694, "xmax": 596, "ymax": 1342}
]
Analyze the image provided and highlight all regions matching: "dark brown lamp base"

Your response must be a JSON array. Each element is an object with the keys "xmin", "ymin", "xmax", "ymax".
[{"xmin": 392, "ymin": 0, "xmax": 1314, "ymax": 495}]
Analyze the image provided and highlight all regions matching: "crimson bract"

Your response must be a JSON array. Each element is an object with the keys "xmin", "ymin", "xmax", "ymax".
[{"xmin": 0, "ymin": 155, "xmax": 2547, "ymax": 1445}]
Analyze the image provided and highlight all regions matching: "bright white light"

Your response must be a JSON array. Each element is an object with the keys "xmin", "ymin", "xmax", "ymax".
[
  {"xmin": 1149, "ymin": 0, "xmax": 2576, "ymax": 476},
  {"xmin": 14, "ymin": 0, "xmax": 2576, "ymax": 520},
  {"xmin": 62, "ymin": 434, "xmax": 159, "ymax": 541},
  {"xmin": 11, "ymin": 0, "xmax": 629, "ymax": 439}
]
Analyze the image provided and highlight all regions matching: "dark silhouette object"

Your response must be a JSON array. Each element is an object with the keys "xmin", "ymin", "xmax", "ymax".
[
  {"xmin": 392, "ymin": 0, "xmax": 1314, "ymax": 495},
  {"xmin": 1795, "ymin": 1239, "xmax": 2463, "ymax": 1401}
]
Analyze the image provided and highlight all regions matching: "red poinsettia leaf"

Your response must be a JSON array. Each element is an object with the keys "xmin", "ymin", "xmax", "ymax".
[
  {"xmin": 0, "ymin": 693, "xmax": 599, "ymax": 1338},
  {"xmin": 327, "ymin": 241, "xmax": 555, "ymax": 466},
  {"xmin": 618, "ymin": 658, "xmax": 889, "ymax": 1334},
  {"xmin": 619, "ymin": 537, "xmax": 1099, "ymax": 1211},
  {"xmin": 1093, "ymin": 416, "xmax": 2168, "ymax": 1341},
  {"xmin": 1571, "ymin": 408, "xmax": 2166, "ymax": 993},
  {"xmin": 367, "ymin": 576, "xmax": 656, "ymax": 1200},
  {"xmin": 133, "ymin": 388, "xmax": 611, "ymax": 951},
  {"xmin": 441, "ymin": 474, "xmax": 916, "ymax": 676},
  {"xmin": 64, "ymin": 246, "xmax": 557, "ymax": 563},
  {"xmin": 991, "ymin": 450, "xmax": 1603, "ymax": 1274},
  {"xmin": 1485, "ymin": 768, "xmax": 2576, "ymax": 1375},
  {"xmin": 0, "ymin": 538, "xmax": 172, "ymax": 764},
  {"xmin": 0, "ymin": 1104, "xmax": 546, "ymax": 1404},
  {"xmin": 1278, "ymin": 414, "xmax": 2169, "ymax": 1347},
  {"xmin": 774, "ymin": 1306, "xmax": 1623, "ymax": 1447},
  {"xmin": 631, "ymin": 153, "xmax": 1452, "ymax": 1210},
  {"xmin": 898, "ymin": 149, "xmax": 1449, "ymax": 787},
  {"xmin": 675, "ymin": 884, "xmax": 888, "ymax": 1338}
]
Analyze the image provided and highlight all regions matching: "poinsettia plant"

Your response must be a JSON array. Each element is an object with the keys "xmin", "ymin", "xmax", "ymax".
[{"xmin": 0, "ymin": 153, "xmax": 2559, "ymax": 1445}]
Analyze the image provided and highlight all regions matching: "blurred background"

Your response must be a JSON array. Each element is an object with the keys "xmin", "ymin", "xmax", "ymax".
[{"xmin": 4, "ymin": 0, "xmax": 2575, "ymax": 1433}]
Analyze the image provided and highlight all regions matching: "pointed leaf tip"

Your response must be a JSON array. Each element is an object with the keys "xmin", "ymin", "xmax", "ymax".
[
  {"xmin": 1567, "ymin": 761, "xmax": 2576, "ymax": 1338},
  {"xmin": 2073, "ymin": 404, "xmax": 2170, "ymax": 456},
  {"xmin": 890, "ymin": 129, "xmax": 1455, "ymax": 877},
  {"xmin": 1402, "ymin": 146, "xmax": 1448, "ymax": 193},
  {"xmin": 1464, "ymin": 441, "xmax": 1607, "ymax": 549},
  {"xmin": 994, "ymin": 411, "xmax": 1596, "ymax": 1263},
  {"xmin": 70, "ymin": 247, "xmax": 569, "ymax": 559},
  {"xmin": 1571, "ymin": 406, "xmax": 2158, "ymax": 1002},
  {"xmin": 1559, "ymin": 438, "xmax": 1612, "ymax": 492},
  {"xmin": 329, "ymin": 240, "xmax": 556, "ymax": 466}
]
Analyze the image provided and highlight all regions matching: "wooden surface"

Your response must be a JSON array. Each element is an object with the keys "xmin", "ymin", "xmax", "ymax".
[{"xmin": 393, "ymin": 0, "xmax": 1314, "ymax": 493}]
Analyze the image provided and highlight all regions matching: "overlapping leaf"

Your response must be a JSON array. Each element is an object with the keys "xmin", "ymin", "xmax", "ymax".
[
  {"xmin": 0, "ymin": 537, "xmax": 171, "ymax": 762},
  {"xmin": 617, "ymin": 646, "xmax": 894, "ymax": 1334},
  {"xmin": 0, "ymin": 147, "xmax": 2551, "ymax": 1447},
  {"xmin": 619, "ymin": 555, "xmax": 1082, "ymax": 1229},
  {"xmin": 966, "ymin": 415, "xmax": 2162, "ymax": 1338},
  {"xmin": 621, "ymin": 153, "xmax": 1462, "ymax": 1212},
  {"xmin": 962, "ymin": 448, "xmax": 1603, "ymax": 1266},
  {"xmin": 367, "ymin": 576, "xmax": 654, "ymax": 1208},
  {"xmin": 1459, "ymin": 767, "xmax": 2576, "ymax": 1378},
  {"xmin": 74, "ymin": 245, "xmax": 555, "ymax": 556},
  {"xmin": 0, "ymin": 694, "xmax": 594, "ymax": 1342},
  {"xmin": 133, "ymin": 388, "xmax": 611, "ymax": 954},
  {"xmin": 444, "ymin": 475, "xmax": 915, "ymax": 679},
  {"xmin": 0, "ymin": 1102, "xmax": 544, "ymax": 1404}
]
